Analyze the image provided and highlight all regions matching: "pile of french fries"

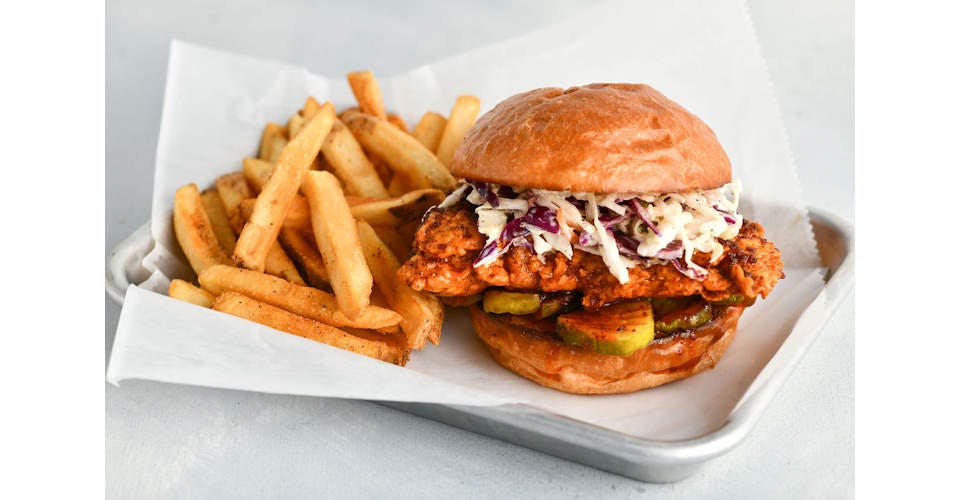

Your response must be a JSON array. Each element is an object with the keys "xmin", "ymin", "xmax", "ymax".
[{"xmin": 168, "ymin": 70, "xmax": 481, "ymax": 366}]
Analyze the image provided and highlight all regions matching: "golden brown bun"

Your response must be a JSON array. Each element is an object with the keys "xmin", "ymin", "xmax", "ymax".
[
  {"xmin": 468, "ymin": 305, "xmax": 743, "ymax": 394},
  {"xmin": 451, "ymin": 83, "xmax": 731, "ymax": 193}
]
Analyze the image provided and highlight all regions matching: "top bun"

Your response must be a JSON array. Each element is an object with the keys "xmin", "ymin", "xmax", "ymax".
[{"xmin": 450, "ymin": 83, "xmax": 731, "ymax": 194}]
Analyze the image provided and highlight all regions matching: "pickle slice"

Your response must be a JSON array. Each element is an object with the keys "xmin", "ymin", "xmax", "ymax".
[
  {"xmin": 556, "ymin": 299, "xmax": 655, "ymax": 357},
  {"xmin": 654, "ymin": 301, "xmax": 712, "ymax": 333},
  {"xmin": 482, "ymin": 290, "xmax": 542, "ymax": 315},
  {"xmin": 538, "ymin": 294, "xmax": 574, "ymax": 319}
]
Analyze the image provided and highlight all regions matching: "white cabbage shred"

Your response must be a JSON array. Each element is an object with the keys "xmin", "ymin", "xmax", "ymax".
[{"xmin": 437, "ymin": 180, "xmax": 744, "ymax": 284}]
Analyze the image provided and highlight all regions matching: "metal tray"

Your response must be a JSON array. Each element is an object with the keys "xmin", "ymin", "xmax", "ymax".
[{"xmin": 106, "ymin": 208, "xmax": 853, "ymax": 483}]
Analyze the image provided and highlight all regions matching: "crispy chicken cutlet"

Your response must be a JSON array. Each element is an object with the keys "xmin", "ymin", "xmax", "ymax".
[{"xmin": 400, "ymin": 204, "xmax": 783, "ymax": 309}]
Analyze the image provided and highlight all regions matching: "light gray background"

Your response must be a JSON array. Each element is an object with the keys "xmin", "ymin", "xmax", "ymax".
[{"xmin": 106, "ymin": 1, "xmax": 853, "ymax": 497}]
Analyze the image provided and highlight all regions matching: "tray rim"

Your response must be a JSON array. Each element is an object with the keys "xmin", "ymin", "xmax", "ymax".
[{"xmin": 105, "ymin": 207, "xmax": 854, "ymax": 482}]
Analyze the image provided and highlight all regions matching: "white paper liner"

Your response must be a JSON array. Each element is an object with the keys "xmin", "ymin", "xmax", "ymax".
[{"xmin": 108, "ymin": 0, "xmax": 825, "ymax": 441}]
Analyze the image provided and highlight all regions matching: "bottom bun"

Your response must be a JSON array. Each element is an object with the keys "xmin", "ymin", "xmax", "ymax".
[{"xmin": 468, "ymin": 304, "xmax": 744, "ymax": 395}]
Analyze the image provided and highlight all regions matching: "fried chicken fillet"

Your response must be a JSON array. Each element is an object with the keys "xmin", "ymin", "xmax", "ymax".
[{"xmin": 398, "ymin": 204, "xmax": 784, "ymax": 310}]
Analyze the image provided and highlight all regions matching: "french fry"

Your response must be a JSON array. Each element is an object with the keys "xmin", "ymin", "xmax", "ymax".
[
  {"xmin": 356, "ymin": 220, "xmax": 442, "ymax": 349},
  {"xmin": 287, "ymin": 113, "xmax": 305, "ymax": 139},
  {"xmin": 258, "ymin": 122, "xmax": 286, "ymax": 161},
  {"xmin": 342, "ymin": 326, "xmax": 406, "ymax": 348},
  {"xmin": 231, "ymin": 197, "xmax": 305, "ymax": 285},
  {"xmin": 421, "ymin": 289, "xmax": 445, "ymax": 345},
  {"xmin": 168, "ymin": 279, "xmax": 215, "ymax": 308},
  {"xmin": 435, "ymin": 95, "xmax": 481, "ymax": 166},
  {"xmin": 242, "ymin": 157, "xmax": 274, "ymax": 193},
  {"xmin": 341, "ymin": 110, "xmax": 456, "ymax": 192},
  {"xmin": 216, "ymin": 172, "xmax": 304, "ymax": 284},
  {"xmin": 241, "ymin": 190, "xmax": 439, "ymax": 233},
  {"xmin": 337, "ymin": 106, "xmax": 360, "ymax": 119},
  {"xmin": 372, "ymin": 225, "xmax": 411, "ymax": 260},
  {"xmin": 240, "ymin": 197, "xmax": 304, "ymax": 231},
  {"xmin": 200, "ymin": 265, "xmax": 400, "ymax": 329},
  {"xmin": 214, "ymin": 172, "xmax": 252, "ymax": 232},
  {"xmin": 263, "ymin": 242, "xmax": 306, "ymax": 285},
  {"xmin": 346, "ymin": 195, "xmax": 382, "ymax": 204},
  {"xmin": 302, "ymin": 97, "xmax": 322, "ymax": 120},
  {"xmin": 301, "ymin": 170, "xmax": 373, "ymax": 319},
  {"xmin": 368, "ymin": 153, "xmax": 394, "ymax": 185},
  {"xmin": 386, "ymin": 174, "xmax": 418, "ymax": 197},
  {"xmin": 369, "ymin": 284, "xmax": 392, "ymax": 310},
  {"xmin": 268, "ymin": 135, "xmax": 288, "ymax": 162},
  {"xmin": 387, "ymin": 114, "xmax": 409, "ymax": 133},
  {"xmin": 234, "ymin": 102, "xmax": 335, "ymax": 271},
  {"xmin": 412, "ymin": 112, "xmax": 447, "ymax": 153},
  {"xmin": 397, "ymin": 220, "xmax": 420, "ymax": 255},
  {"xmin": 200, "ymin": 189, "xmax": 237, "ymax": 252},
  {"xmin": 320, "ymin": 119, "xmax": 390, "ymax": 198},
  {"xmin": 367, "ymin": 285, "xmax": 403, "ymax": 335},
  {"xmin": 173, "ymin": 183, "xmax": 233, "ymax": 274},
  {"xmin": 346, "ymin": 70, "xmax": 387, "ymax": 119},
  {"xmin": 213, "ymin": 292, "xmax": 408, "ymax": 365},
  {"xmin": 348, "ymin": 189, "xmax": 445, "ymax": 226},
  {"xmin": 277, "ymin": 227, "xmax": 329, "ymax": 288}
]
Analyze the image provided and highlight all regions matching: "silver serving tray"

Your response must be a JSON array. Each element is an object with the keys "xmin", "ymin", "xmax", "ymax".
[{"xmin": 106, "ymin": 208, "xmax": 853, "ymax": 482}]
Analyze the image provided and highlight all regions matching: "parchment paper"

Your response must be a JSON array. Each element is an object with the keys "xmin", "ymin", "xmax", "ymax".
[{"xmin": 108, "ymin": 0, "xmax": 825, "ymax": 440}]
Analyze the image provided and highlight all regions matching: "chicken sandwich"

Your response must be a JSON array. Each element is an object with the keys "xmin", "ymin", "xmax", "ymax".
[{"xmin": 398, "ymin": 83, "xmax": 784, "ymax": 394}]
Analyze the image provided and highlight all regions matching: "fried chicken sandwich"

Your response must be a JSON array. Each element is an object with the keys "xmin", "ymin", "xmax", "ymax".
[{"xmin": 398, "ymin": 83, "xmax": 784, "ymax": 394}]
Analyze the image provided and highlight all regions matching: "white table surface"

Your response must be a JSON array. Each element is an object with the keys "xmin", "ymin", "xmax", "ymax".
[{"xmin": 106, "ymin": 1, "xmax": 853, "ymax": 497}]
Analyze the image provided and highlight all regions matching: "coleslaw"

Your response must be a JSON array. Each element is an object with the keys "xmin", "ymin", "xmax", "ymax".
[{"xmin": 437, "ymin": 179, "xmax": 744, "ymax": 284}]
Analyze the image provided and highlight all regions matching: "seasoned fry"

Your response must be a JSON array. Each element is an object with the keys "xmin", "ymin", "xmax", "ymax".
[
  {"xmin": 435, "ymin": 95, "xmax": 481, "ymax": 166},
  {"xmin": 397, "ymin": 220, "xmax": 420, "ymax": 255},
  {"xmin": 234, "ymin": 102, "xmax": 335, "ymax": 271},
  {"xmin": 213, "ymin": 292, "xmax": 408, "ymax": 365},
  {"xmin": 368, "ymin": 152, "xmax": 394, "ymax": 185},
  {"xmin": 242, "ymin": 190, "xmax": 439, "ymax": 233},
  {"xmin": 412, "ymin": 112, "xmax": 447, "ymax": 152},
  {"xmin": 258, "ymin": 122, "xmax": 286, "ymax": 161},
  {"xmin": 287, "ymin": 113, "xmax": 306, "ymax": 139},
  {"xmin": 387, "ymin": 114, "xmax": 409, "ymax": 133},
  {"xmin": 356, "ymin": 220, "xmax": 442, "ymax": 349},
  {"xmin": 170, "ymin": 85, "xmax": 471, "ymax": 364},
  {"xmin": 346, "ymin": 70, "xmax": 387, "ymax": 119},
  {"xmin": 372, "ymin": 225, "xmax": 410, "ymax": 260},
  {"xmin": 230, "ymin": 196, "xmax": 304, "ymax": 285},
  {"xmin": 242, "ymin": 157, "xmax": 274, "ymax": 193},
  {"xmin": 337, "ymin": 106, "xmax": 360, "ymax": 119},
  {"xmin": 173, "ymin": 183, "xmax": 233, "ymax": 274},
  {"xmin": 277, "ymin": 227, "xmax": 329, "ymax": 288},
  {"xmin": 302, "ymin": 97, "xmax": 322, "ymax": 120},
  {"xmin": 200, "ymin": 265, "xmax": 400, "ymax": 329},
  {"xmin": 320, "ymin": 119, "xmax": 389, "ymax": 198},
  {"xmin": 263, "ymin": 243, "xmax": 306, "ymax": 285},
  {"xmin": 168, "ymin": 279, "xmax": 215, "ymax": 308},
  {"xmin": 301, "ymin": 170, "xmax": 373, "ymax": 319},
  {"xmin": 386, "ymin": 173, "xmax": 418, "ymax": 197},
  {"xmin": 217, "ymin": 173, "xmax": 304, "ymax": 283},
  {"xmin": 268, "ymin": 135, "xmax": 288, "ymax": 162},
  {"xmin": 214, "ymin": 172, "xmax": 253, "ymax": 232},
  {"xmin": 239, "ymin": 197, "xmax": 301, "ymax": 231},
  {"xmin": 200, "ymin": 189, "xmax": 237, "ymax": 252},
  {"xmin": 420, "ymin": 288, "xmax": 446, "ymax": 345},
  {"xmin": 349, "ymin": 189, "xmax": 445, "ymax": 226},
  {"xmin": 341, "ymin": 110, "xmax": 456, "ymax": 191}
]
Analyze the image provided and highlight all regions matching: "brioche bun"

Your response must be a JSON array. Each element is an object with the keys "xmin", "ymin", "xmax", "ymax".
[
  {"xmin": 450, "ymin": 83, "xmax": 731, "ymax": 194},
  {"xmin": 468, "ymin": 305, "xmax": 743, "ymax": 395}
]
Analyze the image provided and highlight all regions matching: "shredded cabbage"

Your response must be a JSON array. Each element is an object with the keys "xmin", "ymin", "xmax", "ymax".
[{"xmin": 437, "ymin": 180, "xmax": 743, "ymax": 284}]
